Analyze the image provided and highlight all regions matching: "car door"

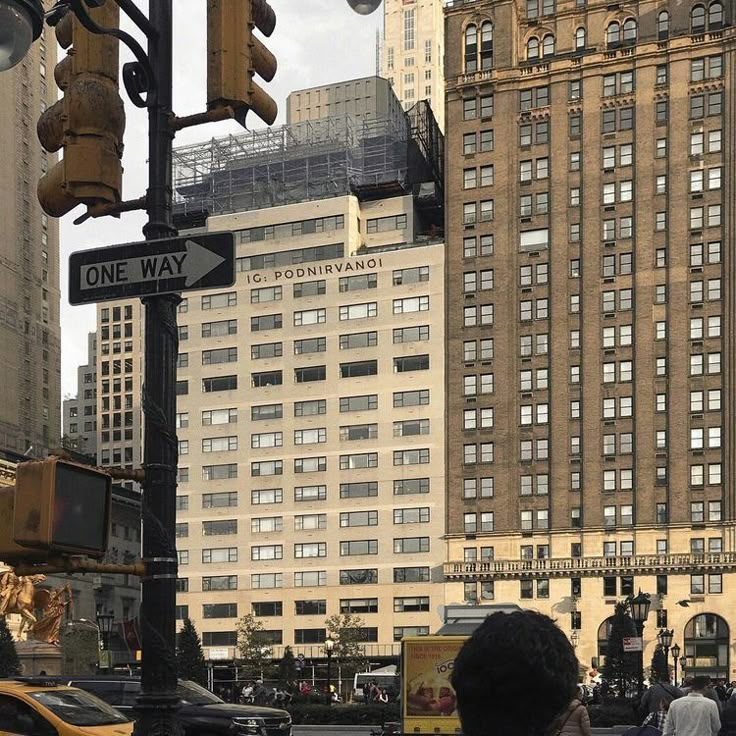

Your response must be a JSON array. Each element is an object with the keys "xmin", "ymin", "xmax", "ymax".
[{"xmin": 0, "ymin": 694, "xmax": 58, "ymax": 736}]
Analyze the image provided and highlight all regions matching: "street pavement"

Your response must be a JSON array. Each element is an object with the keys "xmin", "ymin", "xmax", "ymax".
[{"xmin": 292, "ymin": 728, "xmax": 628, "ymax": 736}]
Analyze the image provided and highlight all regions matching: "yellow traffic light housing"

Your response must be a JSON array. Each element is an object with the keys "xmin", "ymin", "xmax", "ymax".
[
  {"xmin": 0, "ymin": 458, "xmax": 112, "ymax": 566},
  {"xmin": 207, "ymin": 0, "xmax": 278, "ymax": 126},
  {"xmin": 36, "ymin": 4, "xmax": 126, "ymax": 218}
]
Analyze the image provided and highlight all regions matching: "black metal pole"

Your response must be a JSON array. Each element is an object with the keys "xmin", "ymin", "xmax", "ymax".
[
  {"xmin": 673, "ymin": 654, "xmax": 678, "ymax": 686},
  {"xmin": 134, "ymin": 1, "xmax": 181, "ymax": 735},
  {"xmin": 637, "ymin": 622, "xmax": 644, "ymax": 697},
  {"xmin": 326, "ymin": 650, "xmax": 332, "ymax": 705}
]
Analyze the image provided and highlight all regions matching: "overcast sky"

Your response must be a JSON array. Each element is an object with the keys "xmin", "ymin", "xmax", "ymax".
[{"xmin": 60, "ymin": 0, "xmax": 381, "ymax": 397}]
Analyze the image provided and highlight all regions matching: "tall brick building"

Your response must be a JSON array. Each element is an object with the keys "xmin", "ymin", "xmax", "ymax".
[
  {"xmin": 0, "ymin": 4, "xmax": 61, "ymax": 456},
  {"xmin": 444, "ymin": 0, "xmax": 736, "ymax": 677}
]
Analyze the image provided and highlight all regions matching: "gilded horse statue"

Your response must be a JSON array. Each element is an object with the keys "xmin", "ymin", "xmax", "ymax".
[{"xmin": 0, "ymin": 571, "xmax": 73, "ymax": 643}]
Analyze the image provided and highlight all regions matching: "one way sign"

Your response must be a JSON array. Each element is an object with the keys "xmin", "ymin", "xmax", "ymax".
[{"xmin": 69, "ymin": 232, "xmax": 235, "ymax": 305}]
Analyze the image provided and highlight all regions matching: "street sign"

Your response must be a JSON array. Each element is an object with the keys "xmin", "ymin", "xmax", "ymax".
[
  {"xmin": 623, "ymin": 636, "xmax": 643, "ymax": 652},
  {"xmin": 69, "ymin": 232, "xmax": 235, "ymax": 305}
]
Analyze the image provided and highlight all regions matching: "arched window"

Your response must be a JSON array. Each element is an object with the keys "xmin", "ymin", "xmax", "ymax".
[
  {"xmin": 657, "ymin": 11, "xmax": 669, "ymax": 38},
  {"xmin": 575, "ymin": 27, "xmax": 586, "ymax": 50},
  {"xmin": 597, "ymin": 617, "xmax": 615, "ymax": 660},
  {"xmin": 527, "ymin": 37, "xmax": 540, "ymax": 60},
  {"xmin": 480, "ymin": 21, "xmax": 494, "ymax": 70},
  {"xmin": 708, "ymin": 1, "xmax": 724, "ymax": 28},
  {"xmin": 684, "ymin": 614, "xmax": 729, "ymax": 679},
  {"xmin": 691, "ymin": 4, "xmax": 706, "ymax": 31},
  {"xmin": 542, "ymin": 34, "xmax": 555, "ymax": 56},
  {"xmin": 622, "ymin": 18, "xmax": 637, "ymax": 42},
  {"xmin": 607, "ymin": 21, "xmax": 621, "ymax": 46},
  {"xmin": 465, "ymin": 25, "xmax": 478, "ymax": 72}
]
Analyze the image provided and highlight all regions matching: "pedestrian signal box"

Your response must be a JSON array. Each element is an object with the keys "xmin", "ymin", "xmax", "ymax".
[{"xmin": 0, "ymin": 458, "xmax": 112, "ymax": 565}]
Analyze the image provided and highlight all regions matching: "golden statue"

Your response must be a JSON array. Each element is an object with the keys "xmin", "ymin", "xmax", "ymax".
[
  {"xmin": 0, "ymin": 571, "xmax": 48, "ymax": 637},
  {"xmin": 30, "ymin": 584, "xmax": 73, "ymax": 645},
  {"xmin": 0, "ymin": 571, "xmax": 74, "ymax": 644}
]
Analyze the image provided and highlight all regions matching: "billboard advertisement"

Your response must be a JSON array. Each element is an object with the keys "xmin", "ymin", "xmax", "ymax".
[{"xmin": 402, "ymin": 636, "xmax": 466, "ymax": 734}]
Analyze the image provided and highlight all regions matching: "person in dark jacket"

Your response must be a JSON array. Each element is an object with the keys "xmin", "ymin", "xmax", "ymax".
[
  {"xmin": 641, "ymin": 677, "xmax": 683, "ymax": 718},
  {"xmin": 719, "ymin": 696, "xmax": 736, "ymax": 736}
]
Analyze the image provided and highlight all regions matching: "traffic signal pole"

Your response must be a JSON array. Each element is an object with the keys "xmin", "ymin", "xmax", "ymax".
[
  {"xmin": 2, "ymin": 3, "xmax": 277, "ymax": 735},
  {"xmin": 136, "ymin": 2, "xmax": 182, "ymax": 735}
]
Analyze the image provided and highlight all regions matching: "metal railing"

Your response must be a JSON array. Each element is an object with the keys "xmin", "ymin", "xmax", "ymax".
[{"xmin": 444, "ymin": 552, "xmax": 736, "ymax": 580}]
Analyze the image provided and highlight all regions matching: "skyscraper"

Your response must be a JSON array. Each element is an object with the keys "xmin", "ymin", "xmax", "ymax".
[
  {"xmin": 0, "ymin": 14, "xmax": 61, "ymax": 457},
  {"xmin": 382, "ymin": 0, "xmax": 445, "ymax": 129},
  {"xmin": 444, "ymin": 0, "xmax": 736, "ymax": 675}
]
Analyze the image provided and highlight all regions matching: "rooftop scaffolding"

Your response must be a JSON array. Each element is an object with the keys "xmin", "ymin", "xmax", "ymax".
[{"xmin": 172, "ymin": 102, "xmax": 443, "ymax": 219}]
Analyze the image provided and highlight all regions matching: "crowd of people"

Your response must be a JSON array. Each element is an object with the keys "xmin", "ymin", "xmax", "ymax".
[
  {"xmin": 449, "ymin": 609, "xmax": 736, "ymax": 736},
  {"xmin": 361, "ymin": 680, "xmax": 391, "ymax": 704},
  {"xmin": 638, "ymin": 673, "xmax": 736, "ymax": 735}
]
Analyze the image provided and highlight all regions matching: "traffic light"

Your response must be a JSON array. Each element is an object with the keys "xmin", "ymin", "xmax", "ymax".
[
  {"xmin": 36, "ymin": 4, "xmax": 125, "ymax": 218},
  {"xmin": 0, "ymin": 458, "xmax": 112, "ymax": 566},
  {"xmin": 207, "ymin": 0, "xmax": 278, "ymax": 127}
]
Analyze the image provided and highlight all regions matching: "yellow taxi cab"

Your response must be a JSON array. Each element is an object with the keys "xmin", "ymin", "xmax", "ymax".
[{"xmin": 0, "ymin": 678, "xmax": 133, "ymax": 736}]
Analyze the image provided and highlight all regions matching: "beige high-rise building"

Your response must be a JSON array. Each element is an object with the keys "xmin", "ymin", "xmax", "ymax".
[
  {"xmin": 0, "ymin": 12, "xmax": 61, "ymax": 455},
  {"xmin": 382, "ymin": 0, "xmax": 445, "ymax": 130},
  {"xmin": 174, "ymin": 196, "xmax": 445, "ymax": 661},
  {"xmin": 63, "ymin": 332, "xmax": 98, "ymax": 456},
  {"xmin": 94, "ymin": 100, "xmax": 446, "ymax": 664},
  {"xmin": 444, "ymin": 0, "xmax": 736, "ymax": 678}
]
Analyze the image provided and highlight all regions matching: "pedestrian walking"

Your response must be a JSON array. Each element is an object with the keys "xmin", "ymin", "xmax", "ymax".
[
  {"xmin": 663, "ymin": 676, "xmax": 721, "ymax": 736},
  {"xmin": 718, "ymin": 695, "xmax": 736, "ymax": 736},
  {"xmin": 641, "ymin": 677, "xmax": 683, "ymax": 720},
  {"xmin": 554, "ymin": 687, "xmax": 592, "ymax": 736}
]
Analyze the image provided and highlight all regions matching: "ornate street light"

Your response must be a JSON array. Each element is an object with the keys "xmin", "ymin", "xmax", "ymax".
[
  {"xmin": 679, "ymin": 655, "xmax": 687, "ymax": 680},
  {"xmin": 570, "ymin": 630, "xmax": 579, "ymax": 649},
  {"xmin": 628, "ymin": 591, "xmax": 651, "ymax": 696},
  {"xmin": 629, "ymin": 591, "xmax": 652, "ymax": 627},
  {"xmin": 346, "ymin": 0, "xmax": 382, "ymax": 14},
  {"xmin": 0, "ymin": 0, "xmax": 44, "ymax": 71},
  {"xmin": 657, "ymin": 628, "xmax": 674, "ymax": 682},
  {"xmin": 658, "ymin": 628, "xmax": 673, "ymax": 650},
  {"xmin": 96, "ymin": 611, "xmax": 114, "ymax": 651},
  {"xmin": 324, "ymin": 636, "xmax": 335, "ymax": 705},
  {"xmin": 671, "ymin": 643, "xmax": 681, "ymax": 684}
]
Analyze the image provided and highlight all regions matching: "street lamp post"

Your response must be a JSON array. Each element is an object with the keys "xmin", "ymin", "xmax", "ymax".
[
  {"xmin": 96, "ymin": 611, "xmax": 115, "ymax": 673},
  {"xmin": 671, "ymin": 643, "xmax": 681, "ymax": 685},
  {"xmin": 628, "ymin": 591, "xmax": 652, "ymax": 697},
  {"xmin": 657, "ymin": 628, "xmax": 673, "ymax": 681},
  {"xmin": 570, "ymin": 630, "xmax": 579, "ymax": 651},
  {"xmin": 679, "ymin": 655, "xmax": 687, "ymax": 683},
  {"xmin": 324, "ymin": 637, "xmax": 335, "ymax": 705}
]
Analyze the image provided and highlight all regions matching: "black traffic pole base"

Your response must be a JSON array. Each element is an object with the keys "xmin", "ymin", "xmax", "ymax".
[{"xmin": 133, "ymin": 695, "xmax": 181, "ymax": 736}]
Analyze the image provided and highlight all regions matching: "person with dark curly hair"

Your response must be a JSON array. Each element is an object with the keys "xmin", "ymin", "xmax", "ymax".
[{"xmin": 450, "ymin": 610, "xmax": 579, "ymax": 736}]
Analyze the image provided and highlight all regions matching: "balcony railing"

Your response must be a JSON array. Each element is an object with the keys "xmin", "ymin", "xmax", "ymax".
[{"xmin": 444, "ymin": 552, "xmax": 736, "ymax": 580}]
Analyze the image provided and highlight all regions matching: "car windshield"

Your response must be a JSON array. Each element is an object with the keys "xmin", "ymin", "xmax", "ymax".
[
  {"xmin": 176, "ymin": 681, "xmax": 223, "ymax": 706},
  {"xmin": 29, "ymin": 689, "xmax": 131, "ymax": 726}
]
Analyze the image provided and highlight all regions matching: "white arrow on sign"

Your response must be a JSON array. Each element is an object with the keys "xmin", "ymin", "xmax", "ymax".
[{"xmin": 79, "ymin": 240, "xmax": 225, "ymax": 291}]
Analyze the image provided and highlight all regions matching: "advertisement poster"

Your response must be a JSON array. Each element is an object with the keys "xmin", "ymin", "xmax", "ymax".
[{"xmin": 403, "ymin": 637, "xmax": 465, "ymax": 723}]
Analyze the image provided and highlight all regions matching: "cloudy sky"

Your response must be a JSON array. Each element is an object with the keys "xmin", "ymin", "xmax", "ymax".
[{"xmin": 60, "ymin": 0, "xmax": 381, "ymax": 396}]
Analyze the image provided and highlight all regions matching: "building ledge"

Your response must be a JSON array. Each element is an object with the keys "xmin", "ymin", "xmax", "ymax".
[{"xmin": 444, "ymin": 552, "xmax": 736, "ymax": 580}]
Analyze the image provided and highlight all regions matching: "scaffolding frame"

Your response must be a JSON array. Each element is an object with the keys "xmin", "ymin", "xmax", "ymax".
[{"xmin": 172, "ymin": 111, "xmax": 430, "ymax": 217}]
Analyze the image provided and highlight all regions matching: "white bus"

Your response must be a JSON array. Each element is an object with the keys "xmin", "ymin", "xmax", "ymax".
[{"xmin": 353, "ymin": 671, "xmax": 400, "ymax": 701}]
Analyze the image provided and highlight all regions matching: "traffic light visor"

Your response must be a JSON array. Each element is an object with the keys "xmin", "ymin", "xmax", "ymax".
[{"xmin": 52, "ymin": 462, "xmax": 109, "ymax": 553}]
